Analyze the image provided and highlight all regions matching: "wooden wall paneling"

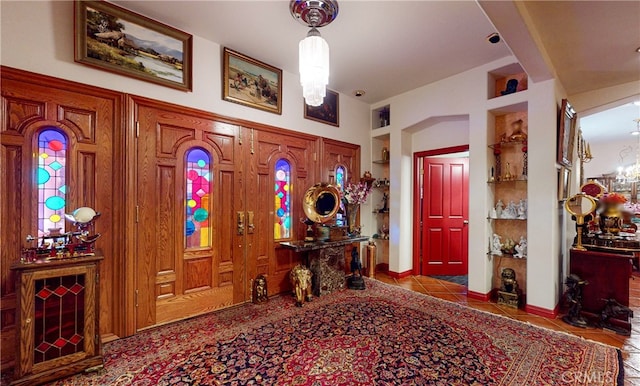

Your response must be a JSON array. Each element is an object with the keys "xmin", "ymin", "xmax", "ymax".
[
  {"xmin": 321, "ymin": 138, "xmax": 361, "ymax": 184},
  {"xmin": 1, "ymin": 67, "xmax": 125, "ymax": 370}
]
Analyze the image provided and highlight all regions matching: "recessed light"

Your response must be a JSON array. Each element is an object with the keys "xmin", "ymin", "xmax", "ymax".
[
  {"xmin": 354, "ymin": 90, "xmax": 366, "ymax": 97},
  {"xmin": 637, "ymin": 46, "xmax": 640, "ymax": 53}
]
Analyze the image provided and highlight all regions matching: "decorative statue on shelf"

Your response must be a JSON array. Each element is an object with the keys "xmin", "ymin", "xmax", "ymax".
[
  {"xmin": 517, "ymin": 199, "xmax": 527, "ymax": 219},
  {"xmin": 290, "ymin": 264, "xmax": 313, "ymax": 307},
  {"xmin": 347, "ymin": 247, "xmax": 366, "ymax": 290},
  {"xmin": 252, "ymin": 274, "xmax": 268, "ymax": 304},
  {"xmin": 514, "ymin": 236, "xmax": 527, "ymax": 258},
  {"xmin": 495, "ymin": 200, "xmax": 504, "ymax": 219},
  {"xmin": 379, "ymin": 193, "xmax": 389, "ymax": 213},
  {"xmin": 490, "ymin": 233, "xmax": 502, "ymax": 255},
  {"xmin": 562, "ymin": 274, "xmax": 589, "ymax": 328},
  {"xmin": 502, "ymin": 200, "xmax": 518, "ymax": 219}
]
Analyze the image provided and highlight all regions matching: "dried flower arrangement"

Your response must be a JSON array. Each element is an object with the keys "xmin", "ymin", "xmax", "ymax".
[
  {"xmin": 342, "ymin": 181, "xmax": 372, "ymax": 205},
  {"xmin": 599, "ymin": 192, "xmax": 627, "ymax": 204}
]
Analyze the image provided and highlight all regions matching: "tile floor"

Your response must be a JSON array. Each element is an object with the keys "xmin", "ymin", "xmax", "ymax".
[{"xmin": 375, "ymin": 272, "xmax": 640, "ymax": 386}]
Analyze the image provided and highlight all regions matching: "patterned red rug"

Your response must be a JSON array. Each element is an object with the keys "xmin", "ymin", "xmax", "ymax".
[{"xmin": 43, "ymin": 278, "xmax": 621, "ymax": 385}]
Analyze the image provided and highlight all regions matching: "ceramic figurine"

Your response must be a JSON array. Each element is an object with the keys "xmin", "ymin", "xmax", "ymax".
[
  {"xmin": 491, "ymin": 233, "xmax": 503, "ymax": 255},
  {"xmin": 495, "ymin": 200, "xmax": 504, "ymax": 218},
  {"xmin": 514, "ymin": 236, "xmax": 527, "ymax": 258}
]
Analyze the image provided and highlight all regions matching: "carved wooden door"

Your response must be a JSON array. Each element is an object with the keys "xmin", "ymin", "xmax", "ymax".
[
  {"xmin": 249, "ymin": 129, "xmax": 318, "ymax": 295},
  {"xmin": 134, "ymin": 100, "xmax": 247, "ymax": 329},
  {"xmin": 133, "ymin": 99, "xmax": 318, "ymax": 329}
]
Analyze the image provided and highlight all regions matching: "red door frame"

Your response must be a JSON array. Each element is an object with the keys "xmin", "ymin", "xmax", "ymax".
[{"xmin": 412, "ymin": 145, "xmax": 469, "ymax": 275}]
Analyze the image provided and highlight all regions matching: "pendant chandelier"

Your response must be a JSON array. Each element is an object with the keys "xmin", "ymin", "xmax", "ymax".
[
  {"xmin": 290, "ymin": 0, "xmax": 339, "ymax": 107},
  {"xmin": 616, "ymin": 119, "xmax": 640, "ymax": 183}
]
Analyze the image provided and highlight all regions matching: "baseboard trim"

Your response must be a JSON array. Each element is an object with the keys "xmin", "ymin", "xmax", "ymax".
[
  {"xmin": 525, "ymin": 303, "xmax": 559, "ymax": 319},
  {"xmin": 467, "ymin": 290, "xmax": 490, "ymax": 302},
  {"xmin": 387, "ymin": 269, "xmax": 413, "ymax": 279}
]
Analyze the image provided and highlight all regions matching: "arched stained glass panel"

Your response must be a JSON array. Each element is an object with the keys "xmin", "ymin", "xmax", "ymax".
[
  {"xmin": 185, "ymin": 148, "xmax": 212, "ymax": 248},
  {"xmin": 335, "ymin": 165, "xmax": 346, "ymax": 226},
  {"xmin": 274, "ymin": 159, "xmax": 291, "ymax": 239},
  {"xmin": 38, "ymin": 128, "xmax": 67, "ymax": 236}
]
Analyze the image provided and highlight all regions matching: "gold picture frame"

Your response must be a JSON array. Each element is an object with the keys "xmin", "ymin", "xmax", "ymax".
[
  {"xmin": 304, "ymin": 89, "xmax": 339, "ymax": 127},
  {"xmin": 223, "ymin": 47, "xmax": 282, "ymax": 115},
  {"xmin": 557, "ymin": 98, "xmax": 577, "ymax": 167},
  {"xmin": 74, "ymin": 1, "xmax": 193, "ymax": 91}
]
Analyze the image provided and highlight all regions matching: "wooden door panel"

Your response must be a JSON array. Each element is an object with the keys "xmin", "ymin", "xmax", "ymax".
[
  {"xmin": 422, "ymin": 157, "xmax": 468, "ymax": 275},
  {"xmin": 135, "ymin": 102, "xmax": 241, "ymax": 329}
]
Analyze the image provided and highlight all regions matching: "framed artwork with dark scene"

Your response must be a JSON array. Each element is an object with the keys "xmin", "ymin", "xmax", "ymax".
[
  {"xmin": 557, "ymin": 98, "xmax": 577, "ymax": 167},
  {"xmin": 74, "ymin": 1, "xmax": 193, "ymax": 91},
  {"xmin": 223, "ymin": 47, "xmax": 282, "ymax": 114},
  {"xmin": 304, "ymin": 89, "xmax": 339, "ymax": 127}
]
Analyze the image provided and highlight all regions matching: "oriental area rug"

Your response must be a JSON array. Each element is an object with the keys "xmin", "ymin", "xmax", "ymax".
[{"xmin": 41, "ymin": 279, "xmax": 621, "ymax": 386}]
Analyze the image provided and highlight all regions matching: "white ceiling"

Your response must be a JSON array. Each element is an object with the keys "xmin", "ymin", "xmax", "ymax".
[{"xmin": 112, "ymin": 1, "xmax": 640, "ymax": 140}]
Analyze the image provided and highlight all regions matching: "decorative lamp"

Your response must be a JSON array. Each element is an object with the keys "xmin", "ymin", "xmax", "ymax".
[{"xmin": 290, "ymin": 0, "xmax": 339, "ymax": 106}]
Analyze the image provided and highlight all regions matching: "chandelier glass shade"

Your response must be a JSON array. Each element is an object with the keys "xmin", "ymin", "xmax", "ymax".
[
  {"xmin": 617, "ymin": 163, "xmax": 640, "ymax": 183},
  {"xmin": 290, "ymin": 0, "xmax": 339, "ymax": 107},
  {"xmin": 616, "ymin": 119, "xmax": 640, "ymax": 183},
  {"xmin": 299, "ymin": 28, "xmax": 329, "ymax": 106}
]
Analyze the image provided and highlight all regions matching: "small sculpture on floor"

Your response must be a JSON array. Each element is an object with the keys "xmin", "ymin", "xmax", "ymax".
[
  {"xmin": 598, "ymin": 298, "xmax": 634, "ymax": 336},
  {"xmin": 290, "ymin": 264, "xmax": 313, "ymax": 307},
  {"xmin": 562, "ymin": 274, "xmax": 589, "ymax": 328},
  {"xmin": 252, "ymin": 274, "xmax": 268, "ymax": 304},
  {"xmin": 497, "ymin": 268, "xmax": 520, "ymax": 308},
  {"xmin": 347, "ymin": 247, "xmax": 366, "ymax": 290}
]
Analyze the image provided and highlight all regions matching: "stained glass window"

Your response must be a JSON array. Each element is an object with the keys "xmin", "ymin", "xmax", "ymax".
[
  {"xmin": 335, "ymin": 166, "xmax": 346, "ymax": 226},
  {"xmin": 38, "ymin": 128, "xmax": 67, "ymax": 236},
  {"xmin": 274, "ymin": 159, "xmax": 291, "ymax": 239},
  {"xmin": 185, "ymin": 148, "xmax": 212, "ymax": 248}
]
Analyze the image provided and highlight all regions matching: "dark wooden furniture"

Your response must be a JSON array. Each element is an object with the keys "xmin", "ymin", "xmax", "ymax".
[
  {"xmin": 281, "ymin": 236, "xmax": 368, "ymax": 296},
  {"xmin": 10, "ymin": 254, "xmax": 103, "ymax": 386},
  {"xmin": 569, "ymin": 249, "xmax": 632, "ymax": 333}
]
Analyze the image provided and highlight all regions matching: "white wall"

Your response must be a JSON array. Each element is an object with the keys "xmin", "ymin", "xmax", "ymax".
[
  {"xmin": 0, "ymin": 1, "xmax": 371, "ymax": 166},
  {"xmin": 370, "ymin": 56, "xmax": 564, "ymax": 312},
  {"xmin": 1, "ymin": 0, "xmax": 376, "ymax": 238}
]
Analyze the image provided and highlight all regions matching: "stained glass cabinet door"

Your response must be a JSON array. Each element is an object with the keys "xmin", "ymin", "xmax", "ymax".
[{"xmin": 10, "ymin": 254, "xmax": 103, "ymax": 386}]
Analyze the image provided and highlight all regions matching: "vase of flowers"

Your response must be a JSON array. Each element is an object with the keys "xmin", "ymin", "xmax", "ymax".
[
  {"xmin": 598, "ymin": 192, "xmax": 627, "ymax": 235},
  {"xmin": 342, "ymin": 181, "xmax": 372, "ymax": 235}
]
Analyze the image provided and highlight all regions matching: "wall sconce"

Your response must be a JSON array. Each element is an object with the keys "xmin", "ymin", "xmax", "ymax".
[{"xmin": 290, "ymin": 0, "xmax": 339, "ymax": 107}]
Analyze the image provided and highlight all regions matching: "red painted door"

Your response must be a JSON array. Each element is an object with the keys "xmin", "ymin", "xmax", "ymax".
[{"xmin": 421, "ymin": 157, "xmax": 469, "ymax": 275}]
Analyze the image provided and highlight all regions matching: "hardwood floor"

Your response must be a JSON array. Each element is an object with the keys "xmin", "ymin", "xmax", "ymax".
[{"xmin": 375, "ymin": 272, "xmax": 640, "ymax": 386}]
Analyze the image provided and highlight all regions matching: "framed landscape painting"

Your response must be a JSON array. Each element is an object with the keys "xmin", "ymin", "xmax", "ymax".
[
  {"xmin": 223, "ymin": 47, "xmax": 282, "ymax": 115},
  {"xmin": 304, "ymin": 89, "xmax": 339, "ymax": 127},
  {"xmin": 75, "ymin": 1, "xmax": 193, "ymax": 91}
]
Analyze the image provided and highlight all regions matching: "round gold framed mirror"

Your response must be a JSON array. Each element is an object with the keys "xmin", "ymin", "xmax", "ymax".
[
  {"xmin": 564, "ymin": 193, "xmax": 597, "ymax": 250},
  {"xmin": 303, "ymin": 183, "xmax": 341, "ymax": 224}
]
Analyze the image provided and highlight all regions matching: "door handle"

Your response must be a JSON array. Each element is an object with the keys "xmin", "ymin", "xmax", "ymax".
[
  {"xmin": 237, "ymin": 212, "xmax": 245, "ymax": 235},
  {"xmin": 463, "ymin": 220, "xmax": 469, "ymax": 225},
  {"xmin": 247, "ymin": 211, "xmax": 255, "ymax": 234}
]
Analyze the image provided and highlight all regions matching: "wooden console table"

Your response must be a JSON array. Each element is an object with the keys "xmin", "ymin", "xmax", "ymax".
[
  {"xmin": 281, "ymin": 236, "xmax": 369, "ymax": 296},
  {"xmin": 569, "ymin": 249, "xmax": 632, "ymax": 334}
]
